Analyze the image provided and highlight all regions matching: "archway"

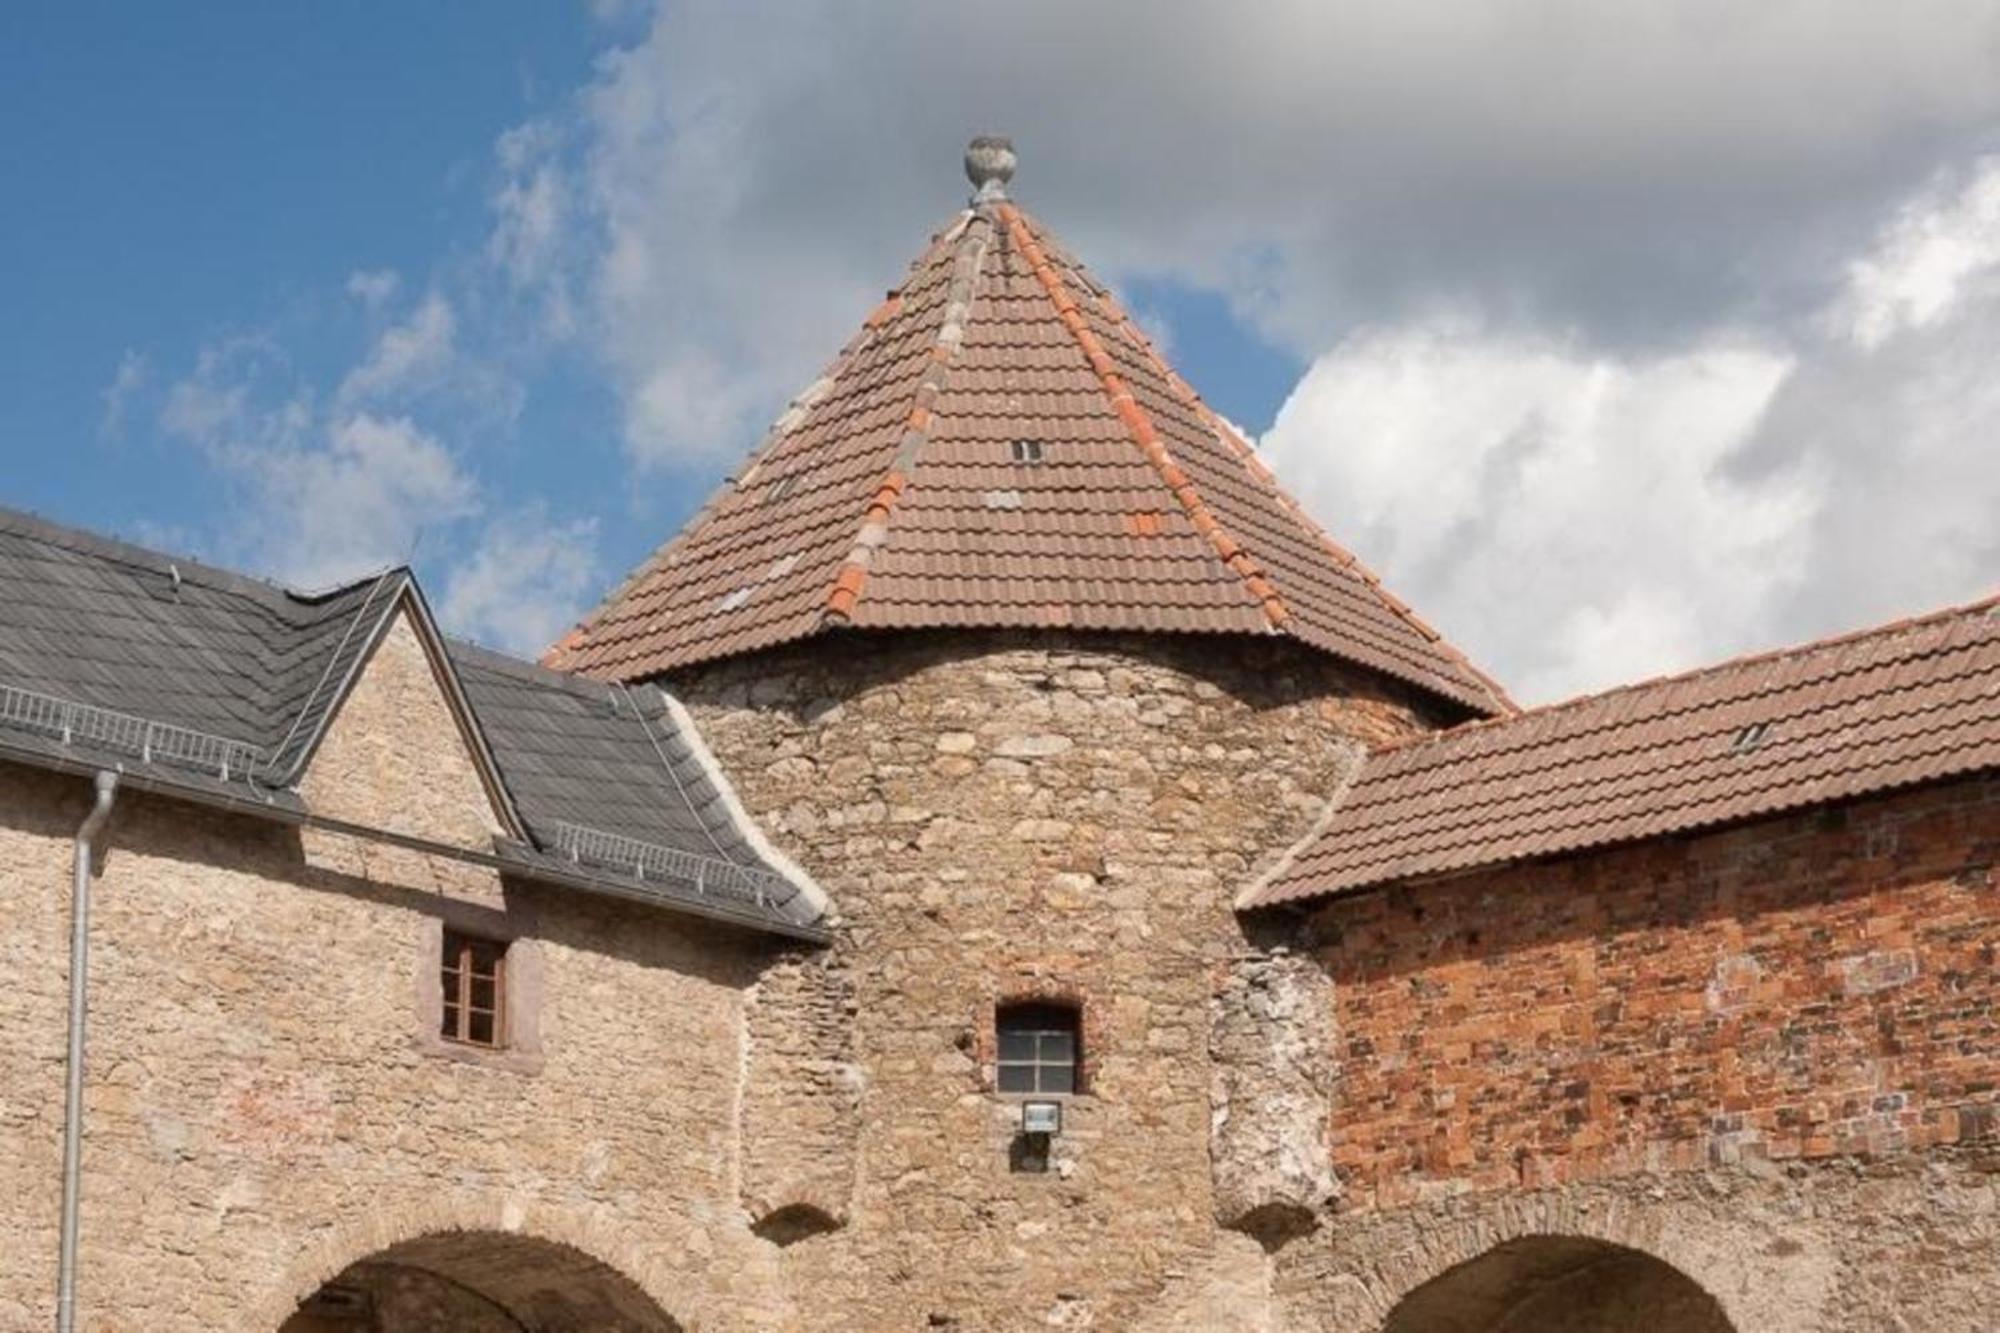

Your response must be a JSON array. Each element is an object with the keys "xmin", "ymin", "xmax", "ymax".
[
  {"xmin": 1382, "ymin": 1235, "xmax": 1733, "ymax": 1333},
  {"xmin": 280, "ymin": 1230, "xmax": 680, "ymax": 1332}
]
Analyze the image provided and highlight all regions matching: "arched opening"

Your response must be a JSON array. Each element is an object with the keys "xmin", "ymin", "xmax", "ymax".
[
  {"xmin": 281, "ymin": 1230, "xmax": 679, "ymax": 1332},
  {"xmin": 1383, "ymin": 1235, "xmax": 1733, "ymax": 1333}
]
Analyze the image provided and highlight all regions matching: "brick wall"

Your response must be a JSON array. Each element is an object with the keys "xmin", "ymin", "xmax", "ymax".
[{"xmin": 1308, "ymin": 772, "xmax": 2000, "ymax": 1211}]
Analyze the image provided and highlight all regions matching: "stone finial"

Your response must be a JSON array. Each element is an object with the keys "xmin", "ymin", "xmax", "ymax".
[{"xmin": 964, "ymin": 136, "xmax": 1016, "ymax": 203}]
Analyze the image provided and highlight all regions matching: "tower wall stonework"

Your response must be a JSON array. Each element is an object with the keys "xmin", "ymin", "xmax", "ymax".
[{"xmin": 669, "ymin": 628, "xmax": 1436, "ymax": 1330}]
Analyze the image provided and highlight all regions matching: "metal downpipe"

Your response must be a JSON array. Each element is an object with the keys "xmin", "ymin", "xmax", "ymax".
[{"xmin": 56, "ymin": 770, "xmax": 117, "ymax": 1333}]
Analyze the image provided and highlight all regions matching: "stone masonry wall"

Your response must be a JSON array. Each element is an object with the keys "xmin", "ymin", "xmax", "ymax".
[
  {"xmin": 1275, "ymin": 1149, "xmax": 2000, "ymax": 1332},
  {"xmin": 670, "ymin": 627, "xmax": 1438, "ymax": 1331},
  {"xmin": 0, "ymin": 608, "xmax": 798, "ymax": 1330},
  {"xmin": 1290, "ymin": 772, "xmax": 2000, "ymax": 1331}
]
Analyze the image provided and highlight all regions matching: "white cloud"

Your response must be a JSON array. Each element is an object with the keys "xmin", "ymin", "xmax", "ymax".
[
  {"xmin": 268, "ymin": 413, "xmax": 480, "ymax": 588},
  {"xmin": 99, "ymin": 349, "xmax": 151, "ymax": 439},
  {"xmin": 440, "ymin": 512, "xmax": 602, "ymax": 655},
  {"xmin": 1264, "ymin": 328, "xmax": 1808, "ymax": 702},
  {"xmin": 159, "ymin": 338, "xmax": 480, "ymax": 589},
  {"xmin": 1264, "ymin": 153, "xmax": 2000, "ymax": 703},
  {"xmin": 1833, "ymin": 155, "xmax": 2000, "ymax": 348},
  {"xmin": 346, "ymin": 268, "xmax": 402, "ymax": 311},
  {"xmin": 509, "ymin": 0, "xmax": 2000, "ymax": 472},
  {"xmin": 339, "ymin": 293, "xmax": 457, "ymax": 403},
  {"xmin": 490, "ymin": 126, "xmax": 566, "ymax": 285}
]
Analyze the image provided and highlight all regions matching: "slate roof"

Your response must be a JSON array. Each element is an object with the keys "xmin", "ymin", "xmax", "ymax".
[
  {"xmin": 1247, "ymin": 595, "xmax": 2000, "ymax": 907},
  {"xmin": 449, "ymin": 642, "xmax": 813, "ymax": 919},
  {"xmin": 0, "ymin": 505, "xmax": 823, "ymax": 938},
  {"xmin": 548, "ymin": 164, "xmax": 1510, "ymax": 718},
  {"xmin": 0, "ymin": 506, "xmax": 397, "ymax": 791}
]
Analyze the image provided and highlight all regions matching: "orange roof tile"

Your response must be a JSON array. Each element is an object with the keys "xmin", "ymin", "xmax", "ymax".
[
  {"xmin": 549, "ymin": 140, "xmax": 1509, "ymax": 717},
  {"xmin": 1245, "ymin": 594, "xmax": 2000, "ymax": 907}
]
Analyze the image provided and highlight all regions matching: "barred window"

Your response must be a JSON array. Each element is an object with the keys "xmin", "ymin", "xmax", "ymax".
[
  {"xmin": 996, "ymin": 1001, "xmax": 1079, "ymax": 1094},
  {"xmin": 441, "ymin": 931, "xmax": 507, "ymax": 1048}
]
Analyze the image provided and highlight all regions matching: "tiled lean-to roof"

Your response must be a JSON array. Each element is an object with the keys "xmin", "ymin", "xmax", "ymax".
[
  {"xmin": 0, "ymin": 505, "xmax": 825, "ymax": 939},
  {"xmin": 1247, "ymin": 595, "xmax": 2000, "ymax": 907},
  {"xmin": 549, "ymin": 138, "xmax": 1510, "ymax": 718}
]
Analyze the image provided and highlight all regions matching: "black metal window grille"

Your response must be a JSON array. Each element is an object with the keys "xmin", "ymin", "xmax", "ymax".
[{"xmin": 996, "ymin": 1001, "xmax": 1079, "ymax": 1094}]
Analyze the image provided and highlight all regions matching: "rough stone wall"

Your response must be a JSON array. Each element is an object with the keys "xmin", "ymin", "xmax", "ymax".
[
  {"xmin": 669, "ymin": 628, "xmax": 1435, "ymax": 1331},
  {"xmin": 0, "ymin": 613, "xmax": 795, "ymax": 1331},
  {"xmin": 300, "ymin": 610, "xmax": 504, "ymax": 853},
  {"xmin": 1275, "ymin": 1149, "xmax": 2000, "ymax": 1332},
  {"xmin": 1209, "ymin": 948, "xmax": 1341, "ymax": 1240},
  {"xmin": 1293, "ymin": 772, "xmax": 2000, "ymax": 1331},
  {"xmin": 738, "ymin": 947, "xmax": 860, "ymax": 1233}
]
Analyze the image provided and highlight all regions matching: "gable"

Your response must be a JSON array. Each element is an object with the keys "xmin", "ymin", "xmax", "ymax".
[{"xmin": 297, "ymin": 606, "xmax": 510, "ymax": 852}]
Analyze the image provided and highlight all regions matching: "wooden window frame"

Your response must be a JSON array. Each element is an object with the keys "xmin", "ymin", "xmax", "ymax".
[
  {"xmin": 995, "ymin": 1000, "xmax": 1081, "ymax": 1096},
  {"xmin": 440, "ymin": 929, "xmax": 508, "ymax": 1049}
]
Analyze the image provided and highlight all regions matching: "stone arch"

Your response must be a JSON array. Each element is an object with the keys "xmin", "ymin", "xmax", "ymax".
[
  {"xmin": 1379, "ymin": 1234, "xmax": 1732, "ymax": 1332},
  {"xmin": 280, "ymin": 1229, "xmax": 680, "ymax": 1331},
  {"xmin": 254, "ymin": 1198, "xmax": 690, "ymax": 1332},
  {"xmin": 1320, "ymin": 1192, "xmax": 1819, "ymax": 1333}
]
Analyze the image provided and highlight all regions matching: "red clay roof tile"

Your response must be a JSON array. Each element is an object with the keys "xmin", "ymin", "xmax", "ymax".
[
  {"xmin": 1245, "ymin": 594, "xmax": 2000, "ymax": 907},
  {"xmin": 549, "ymin": 180, "xmax": 1508, "ymax": 716}
]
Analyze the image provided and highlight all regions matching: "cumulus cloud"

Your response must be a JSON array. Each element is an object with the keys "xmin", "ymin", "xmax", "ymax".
[
  {"xmin": 99, "ymin": 349, "xmax": 151, "ymax": 439},
  {"xmin": 267, "ymin": 413, "xmax": 480, "ymax": 588},
  {"xmin": 440, "ymin": 511, "xmax": 602, "ymax": 655},
  {"xmin": 159, "ymin": 335, "xmax": 479, "ymax": 588},
  {"xmin": 345, "ymin": 268, "xmax": 402, "ymax": 311},
  {"xmin": 1265, "ymin": 330, "xmax": 1809, "ymax": 702},
  {"xmin": 339, "ymin": 293, "xmax": 457, "ymax": 403},
  {"xmin": 157, "ymin": 262, "xmax": 603, "ymax": 643},
  {"xmin": 1265, "ymin": 154, "xmax": 2000, "ymax": 703},
  {"xmin": 1831, "ymin": 157, "xmax": 2000, "ymax": 349},
  {"xmin": 507, "ymin": 0, "xmax": 2000, "ymax": 472},
  {"xmin": 489, "ymin": 125, "xmax": 573, "ymax": 300}
]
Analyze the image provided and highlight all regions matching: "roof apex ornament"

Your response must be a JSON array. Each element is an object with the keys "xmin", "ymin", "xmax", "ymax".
[{"xmin": 964, "ymin": 135, "xmax": 1016, "ymax": 203}]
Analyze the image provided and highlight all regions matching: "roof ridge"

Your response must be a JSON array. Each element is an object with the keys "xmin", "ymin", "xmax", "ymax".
[
  {"xmin": 824, "ymin": 209, "xmax": 995, "ymax": 623},
  {"xmin": 996, "ymin": 201, "xmax": 1289, "ymax": 632},
  {"xmin": 1085, "ymin": 283, "xmax": 1518, "ymax": 717},
  {"xmin": 1333, "ymin": 683, "xmax": 1997, "ymax": 867},
  {"xmin": 544, "ymin": 220, "xmax": 972, "ymax": 669},
  {"xmin": 450, "ymin": 634, "xmax": 630, "ymax": 705},
  {"xmin": 0, "ymin": 503, "xmax": 384, "ymax": 613},
  {"xmin": 1371, "ymin": 589, "xmax": 2000, "ymax": 761}
]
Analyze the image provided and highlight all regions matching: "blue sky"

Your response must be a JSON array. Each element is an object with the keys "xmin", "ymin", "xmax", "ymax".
[
  {"xmin": 1, "ymin": 2, "xmax": 1301, "ymax": 658},
  {"xmin": 3, "ymin": 4, "xmax": 619, "ymax": 575},
  {"xmin": 4, "ymin": 2, "xmax": 1996, "ymax": 701}
]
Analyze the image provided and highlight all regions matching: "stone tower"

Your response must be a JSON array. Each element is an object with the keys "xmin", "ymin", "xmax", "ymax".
[{"xmin": 550, "ymin": 139, "xmax": 1510, "ymax": 1329}]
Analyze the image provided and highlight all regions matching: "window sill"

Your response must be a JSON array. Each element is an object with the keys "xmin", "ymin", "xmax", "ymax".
[{"xmin": 411, "ymin": 1030, "xmax": 544, "ymax": 1076}]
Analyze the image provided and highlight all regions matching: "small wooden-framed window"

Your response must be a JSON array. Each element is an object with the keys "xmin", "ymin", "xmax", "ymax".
[
  {"xmin": 996, "ymin": 1001, "xmax": 1080, "ymax": 1094},
  {"xmin": 440, "ymin": 930, "xmax": 507, "ymax": 1048}
]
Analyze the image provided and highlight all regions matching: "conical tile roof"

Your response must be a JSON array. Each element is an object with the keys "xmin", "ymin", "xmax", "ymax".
[{"xmin": 551, "ymin": 141, "xmax": 1511, "ymax": 717}]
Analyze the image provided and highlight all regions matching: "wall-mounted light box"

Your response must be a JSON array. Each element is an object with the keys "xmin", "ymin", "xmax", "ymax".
[{"xmin": 1021, "ymin": 1099, "xmax": 1062, "ymax": 1136}]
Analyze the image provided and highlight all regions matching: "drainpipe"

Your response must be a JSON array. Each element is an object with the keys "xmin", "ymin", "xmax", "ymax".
[{"xmin": 56, "ymin": 770, "xmax": 117, "ymax": 1333}]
